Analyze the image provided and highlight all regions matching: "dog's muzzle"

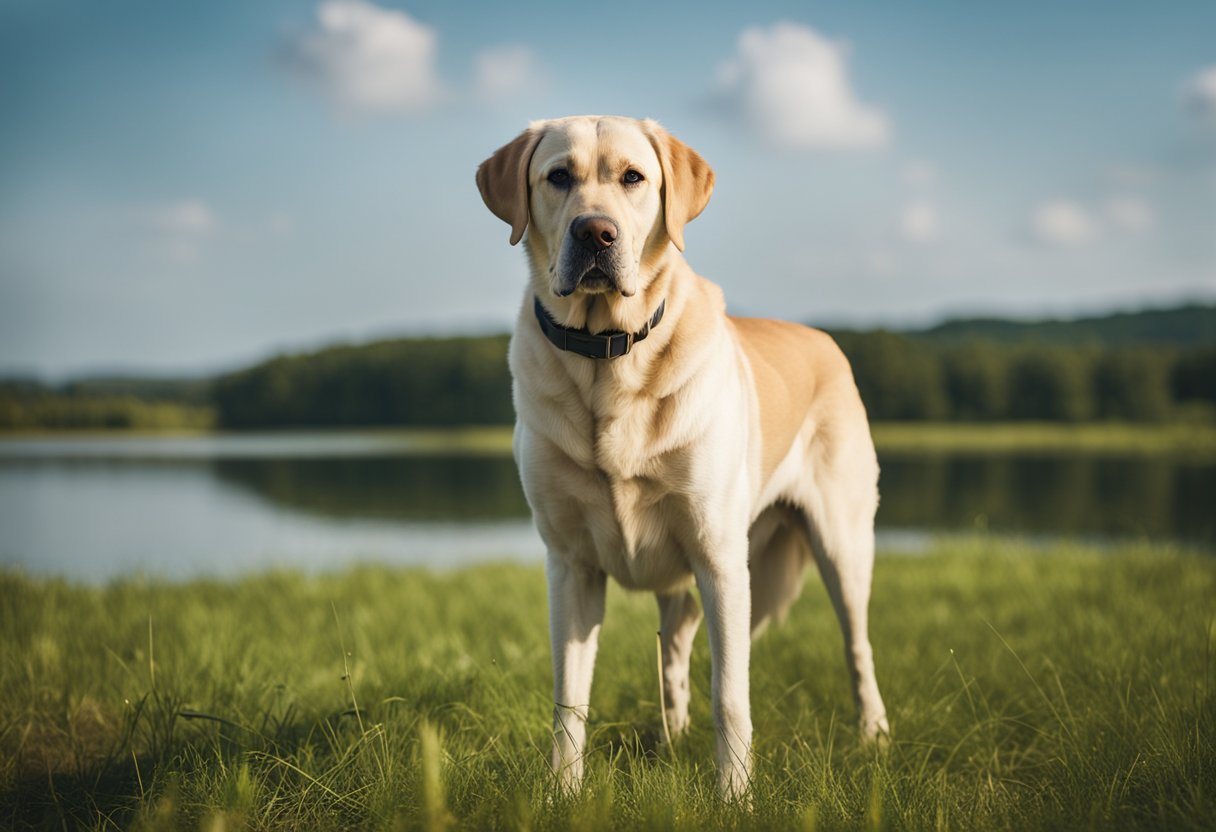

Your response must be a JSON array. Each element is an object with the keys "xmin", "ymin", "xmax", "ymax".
[{"xmin": 555, "ymin": 214, "xmax": 635, "ymax": 297}]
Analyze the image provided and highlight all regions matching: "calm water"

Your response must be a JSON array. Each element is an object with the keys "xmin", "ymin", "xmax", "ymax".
[{"xmin": 1, "ymin": 432, "xmax": 1211, "ymax": 582}]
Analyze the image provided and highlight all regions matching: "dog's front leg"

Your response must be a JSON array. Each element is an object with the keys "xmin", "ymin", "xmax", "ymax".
[
  {"xmin": 694, "ymin": 555, "xmax": 753, "ymax": 800},
  {"xmin": 547, "ymin": 553, "xmax": 606, "ymax": 793}
]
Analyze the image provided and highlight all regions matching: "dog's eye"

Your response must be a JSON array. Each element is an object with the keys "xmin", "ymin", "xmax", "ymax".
[
  {"xmin": 622, "ymin": 170, "xmax": 644, "ymax": 185},
  {"xmin": 547, "ymin": 168, "xmax": 571, "ymax": 187}
]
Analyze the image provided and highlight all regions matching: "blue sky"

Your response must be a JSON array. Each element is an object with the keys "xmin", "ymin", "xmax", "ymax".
[{"xmin": 1, "ymin": 0, "xmax": 1214, "ymax": 378}]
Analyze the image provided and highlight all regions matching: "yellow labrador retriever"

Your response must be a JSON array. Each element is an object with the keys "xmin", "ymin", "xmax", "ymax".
[{"xmin": 477, "ymin": 115, "xmax": 889, "ymax": 798}]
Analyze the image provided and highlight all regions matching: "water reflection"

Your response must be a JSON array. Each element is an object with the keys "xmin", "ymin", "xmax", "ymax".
[
  {"xmin": 0, "ymin": 434, "xmax": 1211, "ymax": 582},
  {"xmin": 877, "ymin": 454, "xmax": 1214, "ymax": 541},
  {"xmin": 214, "ymin": 456, "xmax": 529, "ymax": 521},
  {"xmin": 0, "ymin": 455, "xmax": 541, "ymax": 582},
  {"xmin": 212, "ymin": 449, "xmax": 1215, "ymax": 544}
]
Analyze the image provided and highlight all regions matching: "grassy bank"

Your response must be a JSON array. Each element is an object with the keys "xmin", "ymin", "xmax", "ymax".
[
  {"xmin": 398, "ymin": 421, "xmax": 1216, "ymax": 458},
  {"xmin": 1, "ymin": 539, "xmax": 1212, "ymax": 830},
  {"xmin": 870, "ymin": 421, "xmax": 1216, "ymax": 457}
]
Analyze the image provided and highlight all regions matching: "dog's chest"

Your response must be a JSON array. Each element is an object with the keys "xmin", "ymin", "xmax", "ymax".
[
  {"xmin": 526, "ymin": 399, "xmax": 698, "ymax": 591},
  {"xmin": 514, "ymin": 335, "xmax": 724, "ymax": 591},
  {"xmin": 591, "ymin": 476, "xmax": 691, "ymax": 591},
  {"xmin": 578, "ymin": 408, "xmax": 697, "ymax": 590}
]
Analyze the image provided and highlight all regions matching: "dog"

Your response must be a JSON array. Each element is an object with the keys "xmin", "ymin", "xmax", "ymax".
[{"xmin": 476, "ymin": 116, "xmax": 889, "ymax": 799}]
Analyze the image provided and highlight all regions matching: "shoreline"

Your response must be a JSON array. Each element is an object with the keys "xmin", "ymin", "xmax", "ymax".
[{"xmin": 3, "ymin": 421, "xmax": 1215, "ymax": 457}]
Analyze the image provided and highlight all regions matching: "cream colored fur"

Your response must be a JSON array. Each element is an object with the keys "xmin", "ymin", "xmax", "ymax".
[{"xmin": 477, "ymin": 115, "xmax": 889, "ymax": 800}]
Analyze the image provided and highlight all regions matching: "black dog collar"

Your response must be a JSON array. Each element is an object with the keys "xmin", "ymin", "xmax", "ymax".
[{"xmin": 533, "ymin": 296, "xmax": 666, "ymax": 360}]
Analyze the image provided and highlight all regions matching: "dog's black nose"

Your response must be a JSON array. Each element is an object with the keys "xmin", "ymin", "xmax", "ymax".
[{"xmin": 572, "ymin": 215, "xmax": 618, "ymax": 253}]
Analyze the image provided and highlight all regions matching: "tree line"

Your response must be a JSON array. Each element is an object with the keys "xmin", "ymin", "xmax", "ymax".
[
  {"xmin": 0, "ymin": 380, "xmax": 215, "ymax": 431},
  {"xmin": 207, "ymin": 331, "xmax": 1214, "ymax": 428},
  {"xmin": 3, "ymin": 306, "xmax": 1213, "ymax": 430},
  {"xmin": 832, "ymin": 332, "xmax": 1214, "ymax": 422},
  {"xmin": 211, "ymin": 335, "xmax": 515, "ymax": 428}
]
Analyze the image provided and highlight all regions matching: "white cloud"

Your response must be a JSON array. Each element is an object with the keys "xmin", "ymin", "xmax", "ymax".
[
  {"xmin": 269, "ymin": 212, "xmax": 296, "ymax": 238},
  {"xmin": 715, "ymin": 22, "xmax": 889, "ymax": 150},
  {"xmin": 139, "ymin": 199, "xmax": 217, "ymax": 265},
  {"xmin": 866, "ymin": 250, "xmax": 894, "ymax": 275},
  {"xmin": 1184, "ymin": 65, "xmax": 1216, "ymax": 123},
  {"xmin": 474, "ymin": 45, "xmax": 543, "ymax": 100},
  {"xmin": 899, "ymin": 201, "xmax": 940, "ymax": 243},
  {"xmin": 1104, "ymin": 196, "xmax": 1154, "ymax": 234},
  {"xmin": 1030, "ymin": 199, "xmax": 1098, "ymax": 246},
  {"xmin": 291, "ymin": 0, "xmax": 440, "ymax": 114},
  {"xmin": 1106, "ymin": 165, "xmax": 1161, "ymax": 189},
  {"xmin": 151, "ymin": 199, "xmax": 216, "ymax": 236},
  {"xmin": 902, "ymin": 161, "xmax": 936, "ymax": 188}
]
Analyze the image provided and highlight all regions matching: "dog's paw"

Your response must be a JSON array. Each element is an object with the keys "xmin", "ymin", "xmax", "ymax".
[
  {"xmin": 859, "ymin": 713, "xmax": 891, "ymax": 751},
  {"xmin": 551, "ymin": 747, "xmax": 586, "ymax": 797},
  {"xmin": 717, "ymin": 764, "xmax": 753, "ymax": 807},
  {"xmin": 662, "ymin": 706, "xmax": 690, "ymax": 741}
]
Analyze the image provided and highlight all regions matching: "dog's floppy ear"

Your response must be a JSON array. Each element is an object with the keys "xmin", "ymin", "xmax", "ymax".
[
  {"xmin": 648, "ymin": 125, "xmax": 715, "ymax": 252},
  {"xmin": 476, "ymin": 126, "xmax": 545, "ymax": 246}
]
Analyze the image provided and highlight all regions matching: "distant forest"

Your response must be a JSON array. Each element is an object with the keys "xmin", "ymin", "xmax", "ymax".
[{"xmin": 2, "ymin": 303, "xmax": 1214, "ymax": 430}]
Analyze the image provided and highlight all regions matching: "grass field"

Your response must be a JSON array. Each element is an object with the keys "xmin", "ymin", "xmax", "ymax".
[{"xmin": 1, "ymin": 539, "xmax": 1213, "ymax": 830}]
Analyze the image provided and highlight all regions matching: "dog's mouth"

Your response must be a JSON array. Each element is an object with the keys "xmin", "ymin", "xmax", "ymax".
[
  {"xmin": 578, "ymin": 267, "xmax": 614, "ymax": 293},
  {"xmin": 555, "ymin": 249, "xmax": 637, "ymax": 298}
]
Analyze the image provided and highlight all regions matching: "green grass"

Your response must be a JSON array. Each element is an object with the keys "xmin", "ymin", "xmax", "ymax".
[
  {"xmin": 1, "ymin": 539, "xmax": 1213, "ymax": 830},
  {"xmin": 429, "ymin": 421, "xmax": 1216, "ymax": 458}
]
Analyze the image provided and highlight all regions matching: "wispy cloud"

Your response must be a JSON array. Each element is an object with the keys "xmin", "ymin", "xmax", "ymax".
[
  {"xmin": 899, "ymin": 201, "xmax": 940, "ymax": 243},
  {"xmin": 288, "ymin": 0, "xmax": 441, "ymax": 115},
  {"xmin": 474, "ymin": 45, "xmax": 544, "ymax": 101},
  {"xmin": 1029, "ymin": 199, "xmax": 1098, "ymax": 246},
  {"xmin": 1106, "ymin": 165, "xmax": 1162, "ymax": 189},
  {"xmin": 1183, "ymin": 65, "xmax": 1216, "ymax": 124},
  {"xmin": 1104, "ymin": 196, "xmax": 1154, "ymax": 234},
  {"xmin": 902, "ymin": 161, "xmax": 937, "ymax": 188},
  {"xmin": 268, "ymin": 212, "xmax": 296, "ymax": 238},
  {"xmin": 150, "ymin": 199, "xmax": 216, "ymax": 236},
  {"xmin": 714, "ymin": 22, "xmax": 889, "ymax": 150},
  {"xmin": 141, "ymin": 199, "xmax": 217, "ymax": 264},
  {"xmin": 1026, "ymin": 193, "xmax": 1154, "ymax": 247}
]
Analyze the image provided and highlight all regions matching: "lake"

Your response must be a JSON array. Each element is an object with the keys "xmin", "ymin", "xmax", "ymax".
[{"xmin": 1, "ymin": 431, "xmax": 1212, "ymax": 582}]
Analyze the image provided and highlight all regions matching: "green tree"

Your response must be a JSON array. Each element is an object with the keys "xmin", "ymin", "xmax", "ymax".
[
  {"xmin": 1171, "ymin": 345, "xmax": 1216, "ymax": 405},
  {"xmin": 835, "ymin": 330, "xmax": 950, "ymax": 420},
  {"xmin": 1007, "ymin": 348, "xmax": 1094, "ymax": 421},
  {"xmin": 211, "ymin": 335, "xmax": 513, "ymax": 428},
  {"xmin": 941, "ymin": 341, "xmax": 1010, "ymax": 420},
  {"xmin": 1093, "ymin": 348, "xmax": 1172, "ymax": 422}
]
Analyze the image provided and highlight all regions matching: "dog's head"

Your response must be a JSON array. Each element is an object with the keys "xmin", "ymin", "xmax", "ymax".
[{"xmin": 477, "ymin": 116, "xmax": 714, "ymax": 300}]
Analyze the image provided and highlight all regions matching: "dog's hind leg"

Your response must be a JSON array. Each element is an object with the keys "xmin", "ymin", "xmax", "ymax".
[
  {"xmin": 748, "ymin": 504, "xmax": 813, "ymax": 638},
  {"xmin": 656, "ymin": 589, "xmax": 702, "ymax": 738},
  {"xmin": 798, "ymin": 438, "xmax": 890, "ymax": 743}
]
